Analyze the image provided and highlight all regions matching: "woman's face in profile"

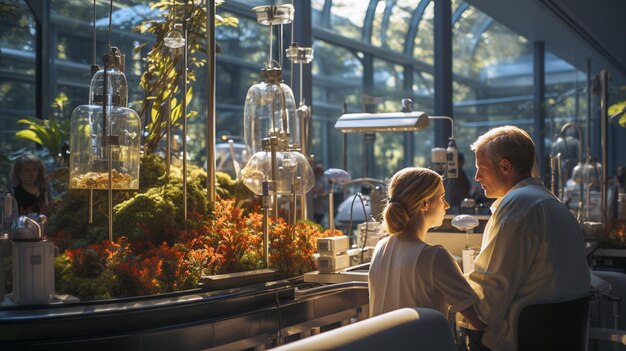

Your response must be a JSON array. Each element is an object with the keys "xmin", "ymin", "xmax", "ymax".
[{"xmin": 425, "ymin": 182, "xmax": 449, "ymax": 227}]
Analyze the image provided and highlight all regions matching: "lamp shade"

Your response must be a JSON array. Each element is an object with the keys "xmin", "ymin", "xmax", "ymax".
[{"xmin": 335, "ymin": 111, "xmax": 429, "ymax": 133}]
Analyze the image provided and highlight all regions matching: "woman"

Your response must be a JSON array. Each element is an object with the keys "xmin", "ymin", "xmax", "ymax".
[
  {"xmin": 11, "ymin": 153, "xmax": 48, "ymax": 215},
  {"xmin": 368, "ymin": 167, "xmax": 484, "ymax": 329}
]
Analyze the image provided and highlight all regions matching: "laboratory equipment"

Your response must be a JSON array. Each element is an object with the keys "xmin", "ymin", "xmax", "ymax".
[
  {"xmin": 451, "ymin": 214, "xmax": 480, "ymax": 273},
  {"xmin": 323, "ymin": 168, "xmax": 352, "ymax": 232},
  {"xmin": 10, "ymin": 215, "xmax": 55, "ymax": 305}
]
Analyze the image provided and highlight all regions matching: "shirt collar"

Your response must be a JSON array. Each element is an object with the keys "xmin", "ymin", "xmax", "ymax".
[{"xmin": 489, "ymin": 177, "xmax": 543, "ymax": 213}]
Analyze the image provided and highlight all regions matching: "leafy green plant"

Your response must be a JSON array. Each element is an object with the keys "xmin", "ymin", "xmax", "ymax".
[
  {"xmin": 14, "ymin": 93, "xmax": 71, "ymax": 164},
  {"xmin": 609, "ymin": 101, "xmax": 626, "ymax": 127},
  {"xmin": 133, "ymin": 1, "xmax": 238, "ymax": 155}
]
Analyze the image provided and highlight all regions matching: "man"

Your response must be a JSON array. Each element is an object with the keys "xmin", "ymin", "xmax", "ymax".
[{"xmin": 464, "ymin": 125, "xmax": 590, "ymax": 351}]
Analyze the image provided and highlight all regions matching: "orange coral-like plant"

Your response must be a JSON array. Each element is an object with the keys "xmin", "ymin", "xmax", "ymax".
[{"xmin": 54, "ymin": 197, "xmax": 342, "ymax": 300}]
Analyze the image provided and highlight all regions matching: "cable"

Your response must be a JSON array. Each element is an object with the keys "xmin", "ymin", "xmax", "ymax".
[{"xmin": 346, "ymin": 192, "xmax": 369, "ymax": 263}]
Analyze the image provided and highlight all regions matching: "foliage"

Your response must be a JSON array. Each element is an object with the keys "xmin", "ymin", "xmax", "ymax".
[
  {"xmin": 14, "ymin": 93, "xmax": 71, "ymax": 165},
  {"xmin": 609, "ymin": 101, "xmax": 626, "ymax": 127},
  {"xmin": 598, "ymin": 219, "xmax": 626, "ymax": 249},
  {"xmin": 53, "ymin": 198, "xmax": 342, "ymax": 300},
  {"xmin": 133, "ymin": 1, "xmax": 238, "ymax": 155}
]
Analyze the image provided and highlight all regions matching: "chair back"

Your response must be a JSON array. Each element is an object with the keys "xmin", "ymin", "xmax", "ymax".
[
  {"xmin": 272, "ymin": 308, "xmax": 456, "ymax": 351},
  {"xmin": 517, "ymin": 294, "xmax": 591, "ymax": 351}
]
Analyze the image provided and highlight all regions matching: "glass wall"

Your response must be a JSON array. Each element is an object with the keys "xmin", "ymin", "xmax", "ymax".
[
  {"xmin": 0, "ymin": 1, "xmax": 37, "ymax": 188},
  {"xmin": 451, "ymin": 1, "xmax": 589, "ymax": 192},
  {"xmin": 0, "ymin": 0, "xmax": 622, "ymax": 304}
]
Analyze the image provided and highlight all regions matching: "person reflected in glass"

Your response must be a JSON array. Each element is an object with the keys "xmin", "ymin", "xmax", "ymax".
[
  {"xmin": 462, "ymin": 125, "xmax": 590, "ymax": 351},
  {"xmin": 11, "ymin": 153, "xmax": 49, "ymax": 215},
  {"xmin": 312, "ymin": 164, "xmax": 329, "ymax": 225},
  {"xmin": 368, "ymin": 167, "xmax": 485, "ymax": 330},
  {"xmin": 445, "ymin": 152, "xmax": 472, "ymax": 211}
]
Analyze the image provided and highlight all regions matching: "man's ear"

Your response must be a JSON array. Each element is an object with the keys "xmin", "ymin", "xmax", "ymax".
[{"xmin": 500, "ymin": 158, "xmax": 512, "ymax": 174}]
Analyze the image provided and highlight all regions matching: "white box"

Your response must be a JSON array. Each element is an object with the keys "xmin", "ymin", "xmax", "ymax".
[
  {"xmin": 316, "ymin": 254, "xmax": 350, "ymax": 273},
  {"xmin": 317, "ymin": 236, "xmax": 350, "ymax": 256}
]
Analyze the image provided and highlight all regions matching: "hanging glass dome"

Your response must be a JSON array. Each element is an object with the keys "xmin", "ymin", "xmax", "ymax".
[
  {"xmin": 69, "ymin": 46, "xmax": 141, "ymax": 190},
  {"xmin": 240, "ymin": 4, "xmax": 313, "ymax": 197},
  {"xmin": 242, "ymin": 65, "xmax": 299, "ymax": 155},
  {"xmin": 240, "ymin": 151, "xmax": 314, "ymax": 195},
  {"xmin": 573, "ymin": 156, "xmax": 602, "ymax": 185}
]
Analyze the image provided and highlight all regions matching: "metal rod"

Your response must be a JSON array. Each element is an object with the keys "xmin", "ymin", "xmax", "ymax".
[
  {"xmin": 262, "ymin": 181, "xmax": 270, "ymax": 268},
  {"xmin": 108, "ymin": 117, "xmax": 113, "ymax": 242},
  {"xmin": 328, "ymin": 186, "xmax": 335, "ymax": 232},
  {"xmin": 206, "ymin": 0, "xmax": 216, "ymax": 203},
  {"xmin": 182, "ymin": 21, "xmax": 188, "ymax": 221},
  {"xmin": 279, "ymin": 24, "xmax": 284, "ymax": 70},
  {"xmin": 297, "ymin": 176, "xmax": 305, "ymax": 221},
  {"xmin": 290, "ymin": 177, "xmax": 296, "ymax": 226},
  {"xmin": 166, "ymin": 96, "xmax": 171, "ymax": 177},
  {"xmin": 550, "ymin": 156, "xmax": 558, "ymax": 195},
  {"xmin": 600, "ymin": 69, "xmax": 609, "ymax": 225},
  {"xmin": 268, "ymin": 23, "xmax": 273, "ymax": 66},
  {"xmin": 586, "ymin": 60, "xmax": 592, "ymax": 157},
  {"xmin": 88, "ymin": 189, "xmax": 93, "ymax": 224},
  {"xmin": 271, "ymin": 136, "xmax": 278, "ymax": 220},
  {"xmin": 102, "ymin": 58, "xmax": 113, "ymax": 242}
]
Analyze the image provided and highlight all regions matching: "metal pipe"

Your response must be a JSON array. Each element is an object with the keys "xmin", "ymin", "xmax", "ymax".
[
  {"xmin": 550, "ymin": 155, "xmax": 558, "ymax": 196},
  {"xmin": 262, "ymin": 181, "xmax": 270, "ymax": 268},
  {"xmin": 165, "ymin": 96, "xmax": 171, "ymax": 177},
  {"xmin": 428, "ymin": 115, "xmax": 454, "ymax": 139},
  {"xmin": 294, "ymin": 281, "xmax": 368, "ymax": 299},
  {"xmin": 89, "ymin": 189, "xmax": 93, "ymax": 224},
  {"xmin": 182, "ymin": 22, "xmax": 188, "ymax": 221},
  {"xmin": 560, "ymin": 123, "xmax": 584, "ymax": 162},
  {"xmin": 586, "ymin": 60, "xmax": 592, "ymax": 158},
  {"xmin": 328, "ymin": 188, "xmax": 335, "ymax": 232},
  {"xmin": 206, "ymin": 0, "xmax": 216, "ymax": 203},
  {"xmin": 599, "ymin": 69, "xmax": 609, "ymax": 225},
  {"xmin": 271, "ymin": 136, "xmax": 278, "ymax": 220}
]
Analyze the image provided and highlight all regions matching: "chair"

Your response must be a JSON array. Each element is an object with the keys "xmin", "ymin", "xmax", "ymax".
[
  {"xmin": 517, "ymin": 294, "xmax": 591, "ymax": 351},
  {"xmin": 272, "ymin": 308, "xmax": 457, "ymax": 351}
]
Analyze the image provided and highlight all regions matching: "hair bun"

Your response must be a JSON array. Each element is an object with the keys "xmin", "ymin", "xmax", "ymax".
[{"xmin": 384, "ymin": 201, "xmax": 409, "ymax": 234}]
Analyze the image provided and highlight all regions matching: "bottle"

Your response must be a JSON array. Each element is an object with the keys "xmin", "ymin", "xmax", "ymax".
[{"xmin": 446, "ymin": 138, "xmax": 459, "ymax": 179}]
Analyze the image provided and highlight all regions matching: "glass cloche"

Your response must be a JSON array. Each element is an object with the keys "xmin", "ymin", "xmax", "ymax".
[
  {"xmin": 240, "ymin": 151, "xmax": 314, "ymax": 195},
  {"xmin": 69, "ymin": 46, "xmax": 141, "ymax": 190},
  {"xmin": 243, "ymin": 65, "xmax": 299, "ymax": 155}
]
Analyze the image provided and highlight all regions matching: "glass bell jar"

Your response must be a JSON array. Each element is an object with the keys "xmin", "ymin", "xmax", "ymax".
[
  {"xmin": 240, "ymin": 4, "xmax": 313, "ymax": 196},
  {"xmin": 240, "ymin": 151, "xmax": 314, "ymax": 196},
  {"xmin": 242, "ymin": 65, "xmax": 299, "ymax": 154},
  {"xmin": 69, "ymin": 46, "xmax": 141, "ymax": 190},
  {"xmin": 573, "ymin": 156, "xmax": 602, "ymax": 185}
]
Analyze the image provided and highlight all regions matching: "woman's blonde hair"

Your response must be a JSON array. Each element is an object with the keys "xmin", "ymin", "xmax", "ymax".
[
  {"xmin": 382, "ymin": 167, "xmax": 442, "ymax": 234},
  {"xmin": 10, "ymin": 153, "xmax": 47, "ymax": 193}
]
